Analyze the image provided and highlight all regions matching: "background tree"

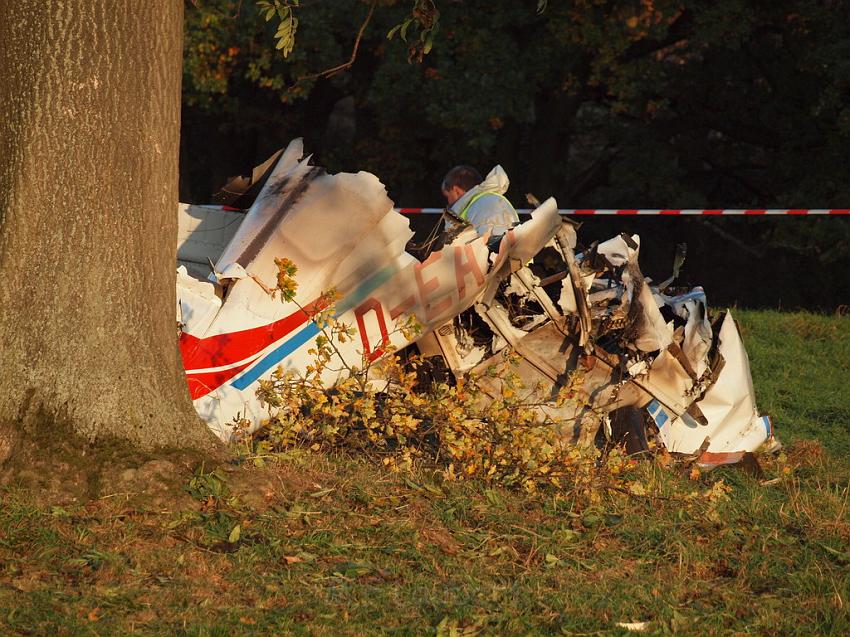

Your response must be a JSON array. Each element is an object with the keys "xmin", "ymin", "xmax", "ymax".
[
  {"xmin": 0, "ymin": 0, "xmax": 216, "ymax": 468},
  {"xmin": 180, "ymin": 0, "xmax": 850, "ymax": 309}
]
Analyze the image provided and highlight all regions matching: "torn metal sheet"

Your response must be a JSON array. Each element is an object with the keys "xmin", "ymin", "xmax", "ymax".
[
  {"xmin": 177, "ymin": 139, "xmax": 778, "ymax": 466},
  {"xmin": 177, "ymin": 204, "xmax": 246, "ymax": 280},
  {"xmin": 647, "ymin": 311, "xmax": 776, "ymax": 468}
]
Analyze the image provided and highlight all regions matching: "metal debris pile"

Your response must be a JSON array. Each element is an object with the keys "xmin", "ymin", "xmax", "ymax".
[{"xmin": 177, "ymin": 140, "xmax": 778, "ymax": 468}]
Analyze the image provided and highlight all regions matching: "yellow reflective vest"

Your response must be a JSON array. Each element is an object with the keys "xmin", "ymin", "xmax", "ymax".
[{"xmin": 457, "ymin": 191, "xmax": 519, "ymax": 224}]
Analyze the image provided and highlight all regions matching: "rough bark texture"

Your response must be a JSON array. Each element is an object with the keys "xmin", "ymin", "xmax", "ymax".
[{"xmin": 0, "ymin": 0, "xmax": 217, "ymax": 459}]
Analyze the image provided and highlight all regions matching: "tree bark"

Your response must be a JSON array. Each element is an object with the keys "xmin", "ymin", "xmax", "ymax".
[{"xmin": 0, "ymin": 0, "xmax": 217, "ymax": 459}]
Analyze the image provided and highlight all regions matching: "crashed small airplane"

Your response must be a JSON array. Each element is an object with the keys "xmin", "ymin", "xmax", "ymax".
[{"xmin": 177, "ymin": 139, "xmax": 778, "ymax": 468}]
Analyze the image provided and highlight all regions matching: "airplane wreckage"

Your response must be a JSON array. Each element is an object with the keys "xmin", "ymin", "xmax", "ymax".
[{"xmin": 177, "ymin": 139, "xmax": 779, "ymax": 468}]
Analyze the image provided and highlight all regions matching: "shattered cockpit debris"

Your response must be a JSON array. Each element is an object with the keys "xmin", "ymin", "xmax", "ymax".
[{"xmin": 177, "ymin": 139, "xmax": 778, "ymax": 468}]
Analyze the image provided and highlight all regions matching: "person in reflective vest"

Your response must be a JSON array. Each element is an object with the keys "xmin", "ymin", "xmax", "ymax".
[{"xmin": 441, "ymin": 164, "xmax": 520, "ymax": 237}]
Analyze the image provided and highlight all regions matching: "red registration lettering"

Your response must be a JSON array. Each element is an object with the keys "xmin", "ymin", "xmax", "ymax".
[
  {"xmin": 414, "ymin": 252, "xmax": 453, "ymax": 321},
  {"xmin": 355, "ymin": 297, "xmax": 389, "ymax": 361},
  {"xmin": 454, "ymin": 245, "xmax": 485, "ymax": 300}
]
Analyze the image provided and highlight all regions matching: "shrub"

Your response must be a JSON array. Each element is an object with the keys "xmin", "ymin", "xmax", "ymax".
[{"xmin": 238, "ymin": 259, "xmax": 629, "ymax": 492}]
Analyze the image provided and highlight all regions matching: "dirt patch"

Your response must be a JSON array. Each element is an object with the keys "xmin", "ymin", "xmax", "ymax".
[
  {"xmin": 786, "ymin": 440, "xmax": 826, "ymax": 468},
  {"xmin": 0, "ymin": 423, "xmax": 223, "ymax": 508},
  {"xmin": 418, "ymin": 527, "xmax": 461, "ymax": 555},
  {"xmin": 98, "ymin": 457, "xmax": 203, "ymax": 511},
  {"xmin": 224, "ymin": 460, "xmax": 336, "ymax": 512}
]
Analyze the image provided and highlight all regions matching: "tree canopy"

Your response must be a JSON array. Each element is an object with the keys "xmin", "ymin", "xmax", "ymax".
[
  {"xmin": 182, "ymin": 0, "xmax": 850, "ymax": 209},
  {"xmin": 179, "ymin": 0, "xmax": 850, "ymax": 309}
]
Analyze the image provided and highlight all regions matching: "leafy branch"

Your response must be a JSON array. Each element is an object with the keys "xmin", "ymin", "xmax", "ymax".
[
  {"xmin": 240, "ymin": 259, "xmax": 612, "ymax": 490},
  {"xmin": 387, "ymin": 0, "xmax": 440, "ymax": 62},
  {"xmin": 257, "ymin": 0, "xmax": 300, "ymax": 57}
]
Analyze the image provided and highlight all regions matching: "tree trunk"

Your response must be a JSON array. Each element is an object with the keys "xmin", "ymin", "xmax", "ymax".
[{"xmin": 0, "ymin": 0, "xmax": 217, "ymax": 461}]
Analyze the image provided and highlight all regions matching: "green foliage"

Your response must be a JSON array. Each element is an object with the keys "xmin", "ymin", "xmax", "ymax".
[
  {"xmin": 183, "ymin": 0, "xmax": 357, "ymax": 108},
  {"xmin": 763, "ymin": 220, "xmax": 850, "ymax": 264},
  {"xmin": 183, "ymin": 0, "xmax": 436, "ymax": 109},
  {"xmin": 253, "ymin": 347, "xmax": 607, "ymax": 491},
  {"xmin": 242, "ymin": 264, "xmax": 613, "ymax": 491},
  {"xmin": 185, "ymin": 465, "xmax": 229, "ymax": 501},
  {"xmin": 256, "ymin": 0, "xmax": 300, "ymax": 57},
  {"xmin": 272, "ymin": 256, "xmax": 298, "ymax": 301},
  {"xmin": 387, "ymin": 0, "xmax": 440, "ymax": 62}
]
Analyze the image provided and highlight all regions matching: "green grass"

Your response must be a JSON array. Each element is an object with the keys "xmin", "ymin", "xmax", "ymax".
[
  {"xmin": 736, "ymin": 309, "xmax": 850, "ymax": 454},
  {"xmin": 1, "ymin": 310, "xmax": 848, "ymax": 636}
]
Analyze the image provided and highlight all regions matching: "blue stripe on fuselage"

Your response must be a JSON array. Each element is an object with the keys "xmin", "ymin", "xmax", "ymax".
[{"xmin": 230, "ymin": 263, "xmax": 398, "ymax": 390}]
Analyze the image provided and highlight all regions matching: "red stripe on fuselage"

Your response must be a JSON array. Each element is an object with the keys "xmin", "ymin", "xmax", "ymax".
[
  {"xmin": 186, "ymin": 360, "xmax": 255, "ymax": 400},
  {"xmin": 180, "ymin": 298, "xmax": 326, "ymax": 373}
]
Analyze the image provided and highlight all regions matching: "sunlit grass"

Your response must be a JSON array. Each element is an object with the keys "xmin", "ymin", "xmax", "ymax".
[
  {"xmin": 0, "ymin": 310, "xmax": 848, "ymax": 635},
  {"xmin": 737, "ymin": 309, "xmax": 850, "ymax": 453}
]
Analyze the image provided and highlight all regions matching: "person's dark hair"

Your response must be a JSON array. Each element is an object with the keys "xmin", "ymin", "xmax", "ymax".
[{"xmin": 442, "ymin": 165, "xmax": 482, "ymax": 193}]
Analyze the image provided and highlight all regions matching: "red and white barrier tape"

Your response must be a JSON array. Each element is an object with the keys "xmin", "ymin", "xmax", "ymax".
[{"xmin": 396, "ymin": 208, "xmax": 850, "ymax": 216}]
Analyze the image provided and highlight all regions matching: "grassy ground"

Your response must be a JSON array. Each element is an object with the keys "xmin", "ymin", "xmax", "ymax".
[{"xmin": 1, "ymin": 310, "xmax": 848, "ymax": 636}]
